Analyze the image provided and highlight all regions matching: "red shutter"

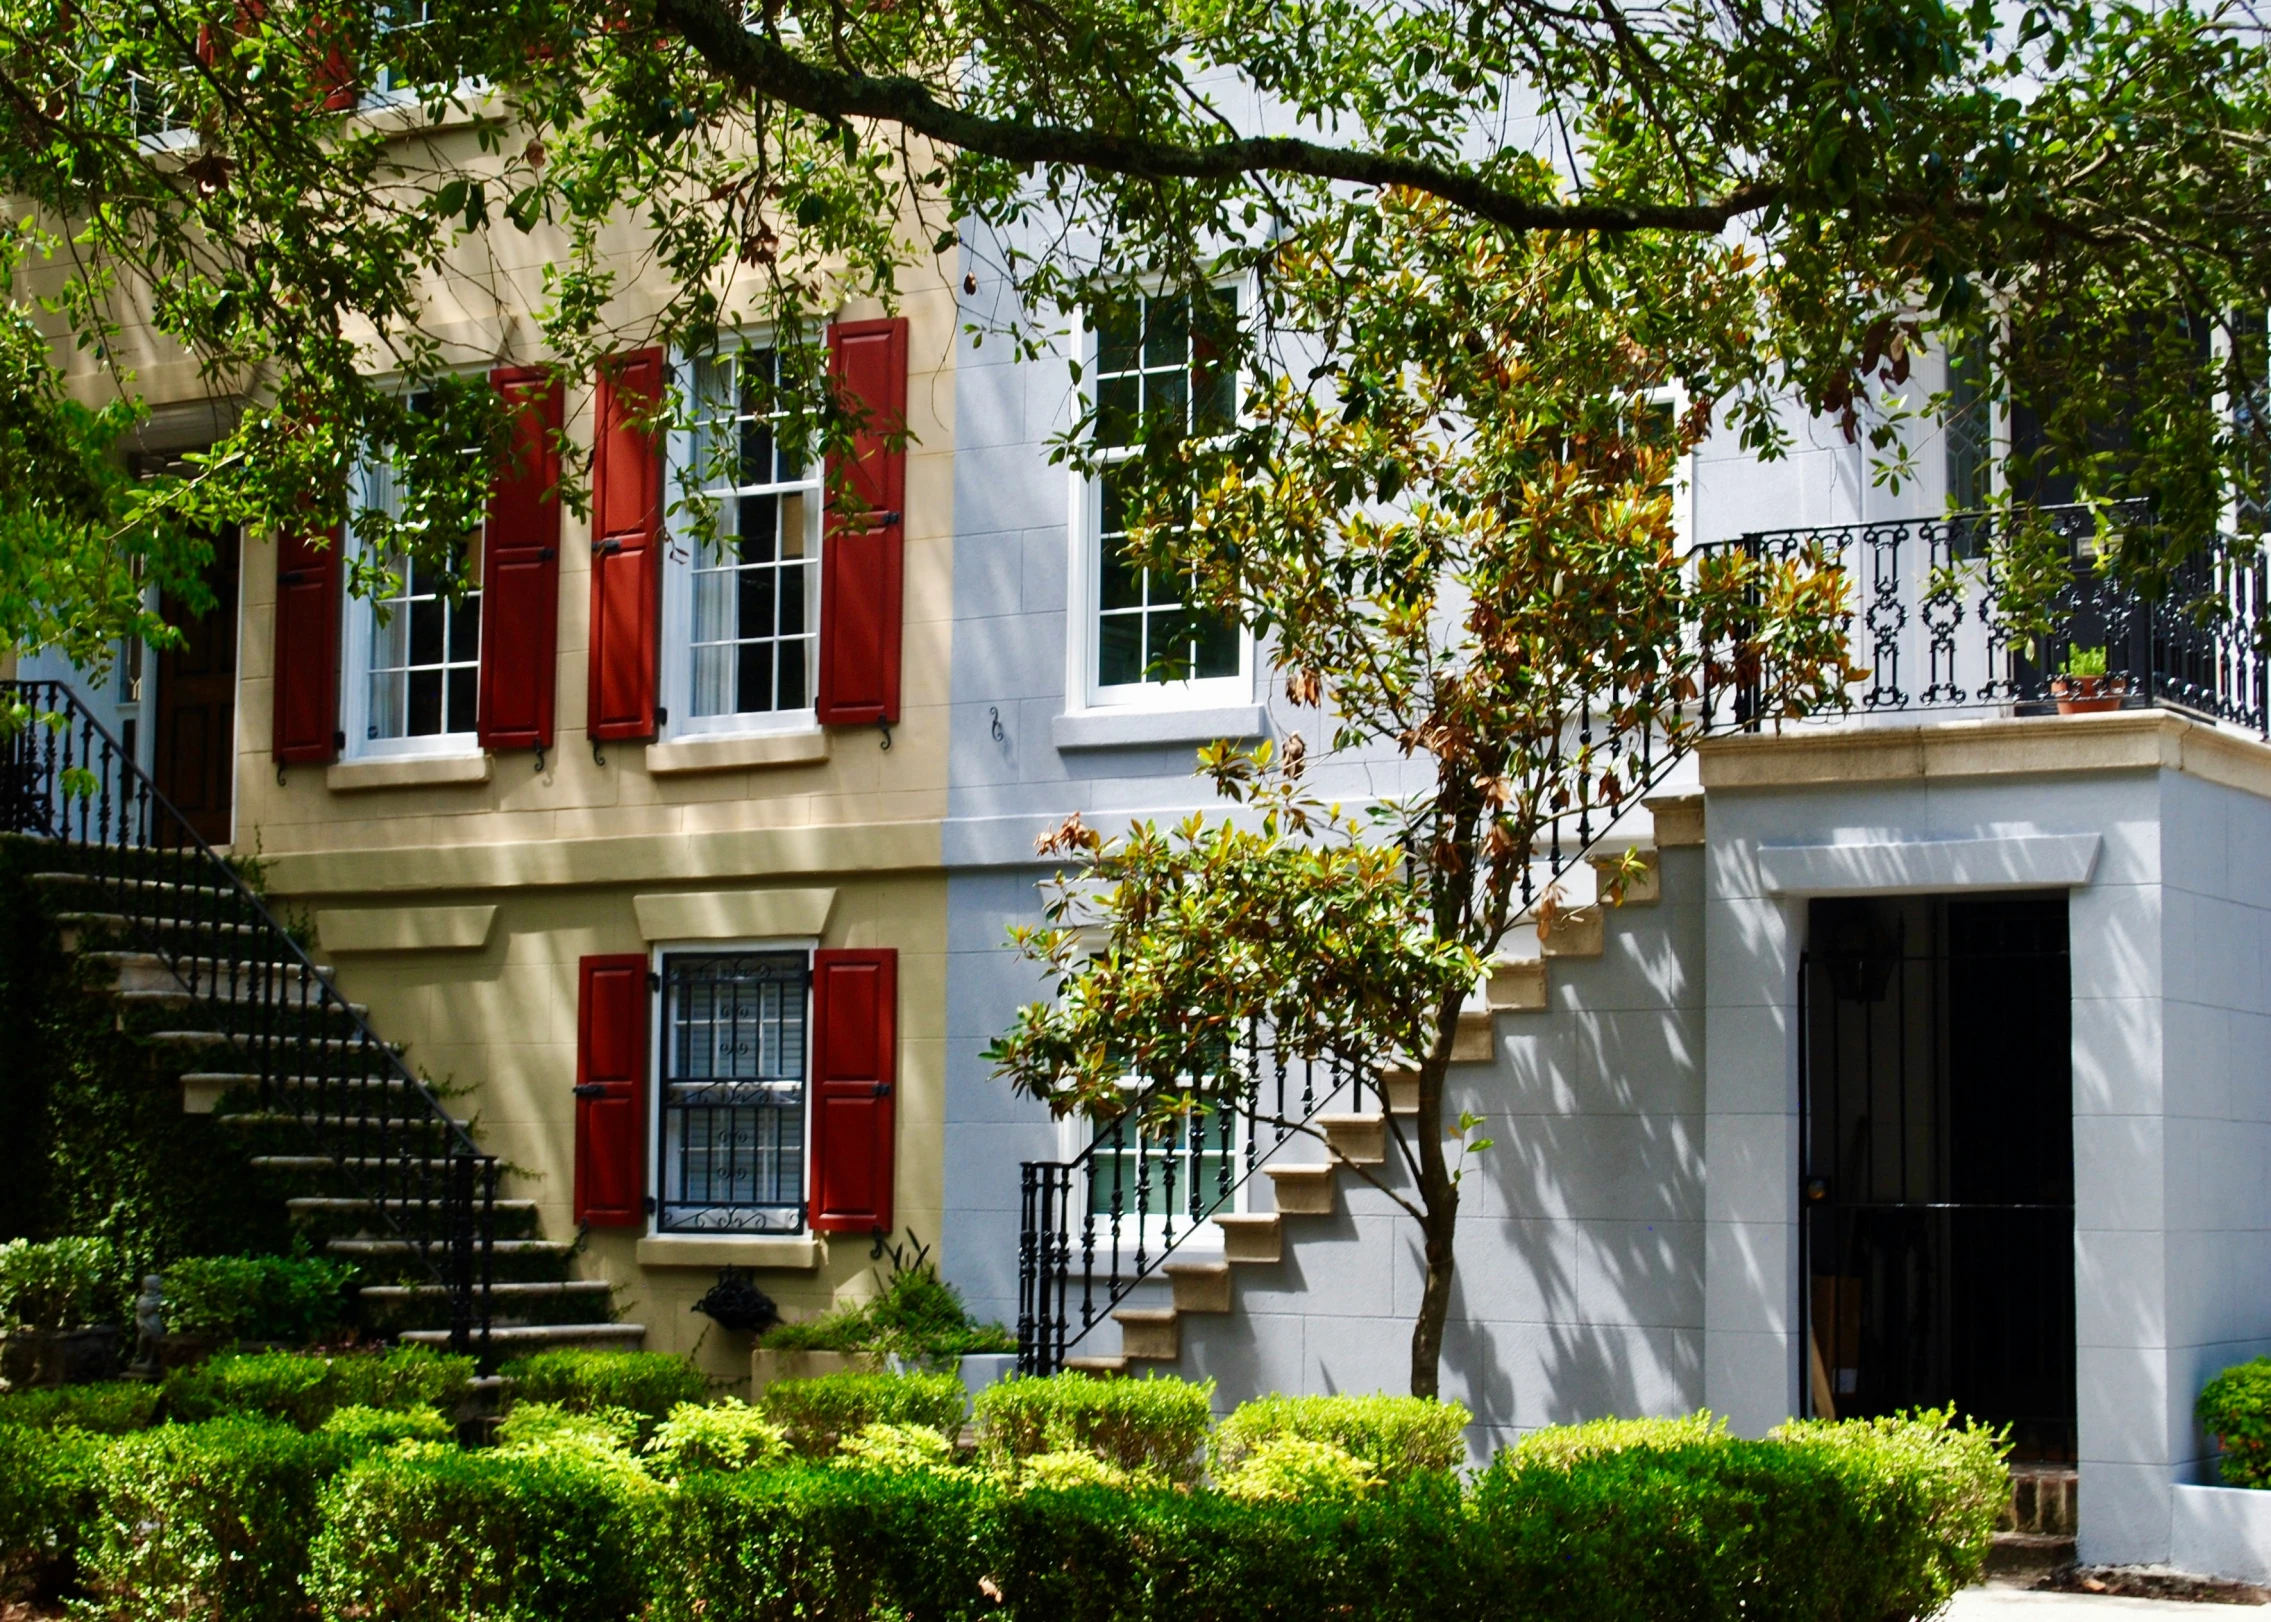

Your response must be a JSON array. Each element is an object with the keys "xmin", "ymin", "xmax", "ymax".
[
  {"xmin": 587, "ymin": 348, "xmax": 665, "ymax": 743},
  {"xmin": 809, "ymin": 948, "xmax": 896, "ymax": 1233},
  {"xmin": 574, "ymin": 953, "xmax": 649, "ymax": 1228},
  {"xmin": 817, "ymin": 318, "xmax": 908, "ymax": 726},
  {"xmin": 477, "ymin": 366, "xmax": 562, "ymax": 752},
  {"xmin": 271, "ymin": 524, "xmax": 341, "ymax": 764}
]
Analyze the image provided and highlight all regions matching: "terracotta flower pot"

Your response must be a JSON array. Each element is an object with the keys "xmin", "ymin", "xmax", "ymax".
[{"xmin": 2051, "ymin": 673, "xmax": 2129, "ymax": 714}]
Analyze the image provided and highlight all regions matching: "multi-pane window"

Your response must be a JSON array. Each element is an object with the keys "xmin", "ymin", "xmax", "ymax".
[
  {"xmin": 1086, "ymin": 1112, "xmax": 1240, "ymax": 1232},
  {"xmin": 658, "ymin": 952, "xmax": 810, "ymax": 1234},
  {"xmin": 684, "ymin": 347, "xmax": 823, "ymax": 725},
  {"xmin": 1090, "ymin": 291, "xmax": 1242, "ymax": 694},
  {"xmin": 355, "ymin": 457, "xmax": 481, "ymax": 747}
]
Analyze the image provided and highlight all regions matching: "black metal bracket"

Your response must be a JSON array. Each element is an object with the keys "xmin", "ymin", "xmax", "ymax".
[
  {"xmin": 533, "ymin": 745, "xmax": 547, "ymax": 774},
  {"xmin": 877, "ymin": 718, "xmax": 892, "ymax": 751},
  {"xmin": 591, "ymin": 737, "xmax": 606, "ymax": 767},
  {"xmin": 989, "ymin": 705, "xmax": 1005, "ymax": 744}
]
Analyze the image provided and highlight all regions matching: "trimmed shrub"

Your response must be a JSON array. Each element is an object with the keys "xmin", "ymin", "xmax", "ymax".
[
  {"xmin": 644, "ymin": 1462, "xmax": 994, "ymax": 1622},
  {"xmin": 1475, "ymin": 1408, "xmax": 2007, "ymax": 1622},
  {"xmin": 1212, "ymin": 1393, "xmax": 1469, "ymax": 1480},
  {"xmin": 1215, "ymin": 1436, "xmax": 1381, "ymax": 1501},
  {"xmin": 162, "ymin": 1346, "xmax": 472, "ymax": 1429},
  {"xmin": 2201, "ymin": 1357, "xmax": 2271, "ymax": 1487},
  {"xmin": 1772, "ymin": 1409, "xmax": 2010, "ymax": 1619},
  {"xmin": 321, "ymin": 1404, "xmax": 457, "ymax": 1449},
  {"xmin": 495, "ymin": 1401, "xmax": 644, "ymax": 1463},
  {"xmin": 642, "ymin": 1398, "xmax": 788, "ymax": 1477},
  {"xmin": 1503, "ymin": 1409, "xmax": 1726, "ymax": 1465},
  {"xmin": 976, "ymin": 1372, "xmax": 1213, "ymax": 1481},
  {"xmin": 308, "ymin": 1442, "xmax": 652, "ymax": 1622},
  {"xmin": 502, "ymin": 1349, "xmax": 708, "ymax": 1431},
  {"xmin": 0, "ymin": 1419, "xmax": 105, "ymax": 1595},
  {"xmin": 78, "ymin": 1415, "xmax": 352, "ymax": 1622},
  {"xmin": 759, "ymin": 1370, "xmax": 966, "ymax": 1457},
  {"xmin": 0, "ymin": 1379, "xmax": 159, "ymax": 1433},
  {"xmin": 836, "ymin": 1420, "xmax": 960, "ymax": 1472},
  {"xmin": 0, "ymin": 1235, "xmax": 118, "ymax": 1329},
  {"xmin": 161, "ymin": 1253, "xmax": 357, "ymax": 1343},
  {"xmin": 756, "ymin": 1263, "xmax": 1015, "ymax": 1358}
]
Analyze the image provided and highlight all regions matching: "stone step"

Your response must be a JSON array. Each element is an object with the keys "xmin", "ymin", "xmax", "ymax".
[
  {"xmin": 1486, "ymin": 959, "xmax": 1548, "ymax": 1013},
  {"xmin": 1450, "ymin": 1009, "xmax": 1494, "ymax": 1061},
  {"xmin": 1319, "ymin": 1113, "xmax": 1385, "ymax": 1166},
  {"xmin": 327, "ymin": 1237, "xmax": 569, "ymax": 1258},
  {"xmin": 1537, "ymin": 905, "xmax": 1604, "ymax": 959},
  {"xmin": 359, "ymin": 1280, "xmax": 613, "ymax": 1302},
  {"xmin": 252, "ymin": 1154, "xmax": 466, "ymax": 1173},
  {"xmin": 289, "ymin": 1196, "xmax": 539, "ymax": 1218},
  {"xmin": 185, "ymin": 1073, "xmax": 419, "ymax": 1115},
  {"xmin": 218, "ymin": 1112, "xmax": 469, "ymax": 1133},
  {"xmin": 402, "ymin": 1323, "xmax": 644, "ymax": 1349},
  {"xmin": 1265, "ymin": 1163, "xmax": 1335, "ymax": 1216},
  {"xmin": 116, "ymin": 985, "xmax": 365, "ymax": 1017},
  {"xmin": 1163, "ymin": 1261, "xmax": 1231, "ymax": 1314},
  {"xmin": 147, "ymin": 1030, "xmax": 402, "ymax": 1056},
  {"xmin": 1643, "ymin": 792, "xmax": 1705, "ymax": 848},
  {"xmin": 56, "ymin": 913, "xmax": 278, "ymax": 953},
  {"xmin": 1111, "ymin": 1306, "xmax": 1179, "ymax": 1361},
  {"xmin": 1588, "ymin": 846, "xmax": 1661, "ymax": 905},
  {"xmin": 1983, "ymin": 1532, "xmax": 2076, "ymax": 1580},
  {"xmin": 1383, "ymin": 1068, "xmax": 1419, "ymax": 1115},
  {"xmin": 1213, "ymin": 1212, "xmax": 1282, "ymax": 1264},
  {"xmin": 82, "ymin": 951, "xmax": 336, "ymax": 994},
  {"xmin": 30, "ymin": 871, "xmax": 246, "ymax": 906},
  {"xmin": 1063, "ymin": 1355, "xmax": 1127, "ymax": 1376}
]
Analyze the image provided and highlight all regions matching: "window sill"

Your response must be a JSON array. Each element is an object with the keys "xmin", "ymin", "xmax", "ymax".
[
  {"xmin": 326, "ymin": 754, "xmax": 492, "ymax": 792},
  {"xmin": 646, "ymin": 730, "xmax": 830, "ymax": 776},
  {"xmin": 1052, "ymin": 703, "xmax": 1267, "ymax": 752},
  {"xmin": 635, "ymin": 1234, "xmax": 825, "ymax": 1271}
]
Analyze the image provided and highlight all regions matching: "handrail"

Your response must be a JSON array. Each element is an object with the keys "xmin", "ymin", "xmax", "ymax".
[{"xmin": 0, "ymin": 679, "xmax": 495, "ymax": 1359}]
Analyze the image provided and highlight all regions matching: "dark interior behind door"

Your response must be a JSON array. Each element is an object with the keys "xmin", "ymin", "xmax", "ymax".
[
  {"xmin": 1802, "ymin": 894, "xmax": 2076, "ymax": 1461},
  {"xmin": 153, "ymin": 528, "xmax": 240, "ymax": 848}
]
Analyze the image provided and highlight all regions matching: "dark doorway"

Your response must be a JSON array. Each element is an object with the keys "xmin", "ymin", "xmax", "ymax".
[
  {"xmin": 1801, "ymin": 894, "xmax": 2076, "ymax": 1461},
  {"xmin": 152, "ymin": 529, "xmax": 240, "ymax": 847}
]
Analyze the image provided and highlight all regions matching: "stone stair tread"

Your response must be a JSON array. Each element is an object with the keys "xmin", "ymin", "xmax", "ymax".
[
  {"xmin": 1063, "ymin": 1356, "xmax": 1127, "ymax": 1375},
  {"xmin": 288, "ymin": 1196, "xmax": 537, "ymax": 1214},
  {"xmin": 187, "ymin": 1073, "xmax": 414, "ymax": 1092},
  {"xmin": 1265, "ymin": 1164, "xmax": 1333, "ymax": 1181},
  {"xmin": 30, "ymin": 871, "xmax": 243, "ymax": 901},
  {"xmin": 252, "ymin": 1155, "xmax": 464, "ymax": 1171},
  {"xmin": 360, "ymin": 1280, "xmax": 611, "ymax": 1299},
  {"xmin": 55, "ymin": 910, "xmax": 266, "ymax": 937},
  {"xmin": 147, "ymin": 1031, "xmax": 399, "ymax": 1054},
  {"xmin": 1110, "ymin": 1306, "xmax": 1178, "ymax": 1326},
  {"xmin": 82, "ymin": 950, "xmax": 334, "ymax": 978},
  {"xmin": 218, "ymin": 1112, "xmax": 469, "ymax": 1131},
  {"xmin": 328, "ymin": 1237, "xmax": 568, "ymax": 1256},
  {"xmin": 400, "ymin": 1323, "xmax": 643, "ymax": 1347},
  {"xmin": 115, "ymin": 986, "xmax": 365, "ymax": 1015}
]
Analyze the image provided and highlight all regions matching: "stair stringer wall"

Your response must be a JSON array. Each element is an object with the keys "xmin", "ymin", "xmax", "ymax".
[{"xmin": 1171, "ymin": 845, "xmax": 1709, "ymax": 1462}]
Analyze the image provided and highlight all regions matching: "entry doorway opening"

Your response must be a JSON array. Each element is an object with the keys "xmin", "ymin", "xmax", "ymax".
[{"xmin": 1801, "ymin": 894, "xmax": 2076, "ymax": 1461}]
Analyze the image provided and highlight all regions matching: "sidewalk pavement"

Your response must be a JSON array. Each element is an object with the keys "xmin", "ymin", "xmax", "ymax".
[{"xmin": 1952, "ymin": 1590, "xmax": 2269, "ymax": 1616}]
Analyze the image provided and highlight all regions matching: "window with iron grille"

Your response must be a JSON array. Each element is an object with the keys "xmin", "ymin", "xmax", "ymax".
[{"xmin": 657, "ymin": 951, "xmax": 809, "ymax": 1234}]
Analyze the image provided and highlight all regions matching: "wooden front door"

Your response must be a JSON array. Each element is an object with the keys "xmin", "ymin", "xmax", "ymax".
[{"xmin": 153, "ymin": 529, "xmax": 240, "ymax": 847}]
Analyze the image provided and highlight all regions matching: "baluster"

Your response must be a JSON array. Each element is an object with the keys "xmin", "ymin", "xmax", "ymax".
[
  {"xmin": 1301, "ymin": 1053, "xmax": 1315, "ymax": 1122},
  {"xmin": 1132, "ymin": 1119, "xmax": 1150, "ymax": 1277},
  {"xmin": 1158, "ymin": 1125, "xmax": 1176, "ymax": 1256},
  {"xmin": 1189, "ymin": 1098, "xmax": 1206, "ymax": 1227},
  {"xmin": 1273, "ymin": 1039, "xmax": 1287, "ymax": 1145},
  {"xmin": 1243, "ymin": 1022, "xmax": 1259, "ymax": 1178},
  {"xmin": 1017, "ymin": 1165, "xmax": 1038, "ymax": 1372},
  {"xmin": 1576, "ymin": 692, "xmax": 1592, "ymax": 850}
]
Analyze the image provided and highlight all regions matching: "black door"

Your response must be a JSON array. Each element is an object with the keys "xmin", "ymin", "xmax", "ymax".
[
  {"xmin": 1801, "ymin": 895, "xmax": 2076, "ymax": 1461},
  {"xmin": 152, "ymin": 528, "xmax": 240, "ymax": 848}
]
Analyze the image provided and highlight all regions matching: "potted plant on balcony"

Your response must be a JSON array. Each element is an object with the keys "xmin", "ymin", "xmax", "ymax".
[
  {"xmin": 2051, "ymin": 644, "xmax": 2129, "ymax": 713},
  {"xmin": 0, "ymin": 1237, "xmax": 123, "ymax": 1388}
]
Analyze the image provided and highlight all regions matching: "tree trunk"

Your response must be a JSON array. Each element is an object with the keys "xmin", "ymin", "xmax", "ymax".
[{"xmin": 1407, "ymin": 996, "xmax": 1464, "ymax": 1398}]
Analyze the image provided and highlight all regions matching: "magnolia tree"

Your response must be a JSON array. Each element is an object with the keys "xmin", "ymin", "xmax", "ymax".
[{"xmin": 985, "ymin": 196, "xmax": 1863, "ymax": 1394}]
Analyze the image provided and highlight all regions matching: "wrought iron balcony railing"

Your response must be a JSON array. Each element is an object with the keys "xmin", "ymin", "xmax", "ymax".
[{"xmin": 1692, "ymin": 505, "xmax": 2270, "ymax": 737}]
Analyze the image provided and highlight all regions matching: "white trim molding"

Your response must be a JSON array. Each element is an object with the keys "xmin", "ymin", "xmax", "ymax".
[{"xmin": 1756, "ymin": 832, "xmax": 2102, "ymax": 895}]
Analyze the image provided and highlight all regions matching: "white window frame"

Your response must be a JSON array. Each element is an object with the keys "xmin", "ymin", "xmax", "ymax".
[
  {"xmin": 339, "ymin": 408, "xmax": 485, "ymax": 762},
  {"xmin": 1065, "ymin": 282, "xmax": 1256, "ymax": 714},
  {"xmin": 659, "ymin": 340, "xmax": 827, "ymax": 742},
  {"xmin": 646, "ymin": 937, "xmax": 819, "ymax": 1239},
  {"xmin": 1644, "ymin": 381, "xmax": 1698, "ymax": 558},
  {"xmin": 1055, "ymin": 1084, "xmax": 1243, "ymax": 1258}
]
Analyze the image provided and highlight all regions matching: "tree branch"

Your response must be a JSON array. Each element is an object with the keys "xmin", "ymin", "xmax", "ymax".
[{"xmin": 650, "ymin": 0, "xmax": 1779, "ymax": 236}]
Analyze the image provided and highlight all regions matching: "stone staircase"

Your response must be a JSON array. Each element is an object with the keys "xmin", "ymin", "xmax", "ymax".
[
  {"xmin": 1063, "ymin": 793, "xmax": 1704, "ymax": 1374},
  {"xmin": 27, "ymin": 852, "xmax": 637, "ymax": 1355}
]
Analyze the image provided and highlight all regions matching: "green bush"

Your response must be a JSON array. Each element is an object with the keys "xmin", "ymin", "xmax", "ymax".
[
  {"xmin": 757, "ymin": 1370, "xmax": 967, "ymax": 1457},
  {"xmin": 642, "ymin": 1398, "xmax": 788, "ymax": 1477},
  {"xmin": 162, "ymin": 1346, "xmax": 472, "ymax": 1429},
  {"xmin": 2201, "ymin": 1357, "xmax": 2271, "ymax": 1487},
  {"xmin": 976, "ymin": 1372, "xmax": 1213, "ymax": 1482},
  {"xmin": 495, "ymin": 1401, "xmax": 644, "ymax": 1462},
  {"xmin": 0, "ymin": 1235, "xmax": 118, "ymax": 1329},
  {"xmin": 1215, "ymin": 1435, "xmax": 1382, "ymax": 1501},
  {"xmin": 502, "ymin": 1349, "xmax": 708, "ymax": 1431},
  {"xmin": 1212, "ymin": 1393, "xmax": 1470, "ymax": 1480},
  {"xmin": 756, "ymin": 1263, "xmax": 1015, "ymax": 1358},
  {"xmin": 1502, "ymin": 1409, "xmax": 1726, "ymax": 1466},
  {"xmin": 162, "ymin": 1253, "xmax": 357, "ymax": 1343},
  {"xmin": 644, "ymin": 1463, "xmax": 994, "ymax": 1622},
  {"xmin": 0, "ymin": 1378, "xmax": 159, "ymax": 1432},
  {"xmin": 308, "ymin": 1441, "xmax": 653, "ymax": 1622},
  {"xmin": 0, "ymin": 1419, "xmax": 106, "ymax": 1595},
  {"xmin": 1475, "ymin": 1408, "xmax": 2007, "ymax": 1622},
  {"xmin": 78, "ymin": 1415, "xmax": 352, "ymax": 1622},
  {"xmin": 321, "ymin": 1404, "xmax": 457, "ymax": 1449}
]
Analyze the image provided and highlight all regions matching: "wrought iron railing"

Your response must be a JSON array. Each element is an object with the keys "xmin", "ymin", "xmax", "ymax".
[
  {"xmin": 1018, "ymin": 1030, "xmax": 1385, "ymax": 1374},
  {"xmin": 0, "ymin": 679, "xmax": 497, "ymax": 1357},
  {"xmin": 1693, "ymin": 505, "xmax": 2271, "ymax": 736}
]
